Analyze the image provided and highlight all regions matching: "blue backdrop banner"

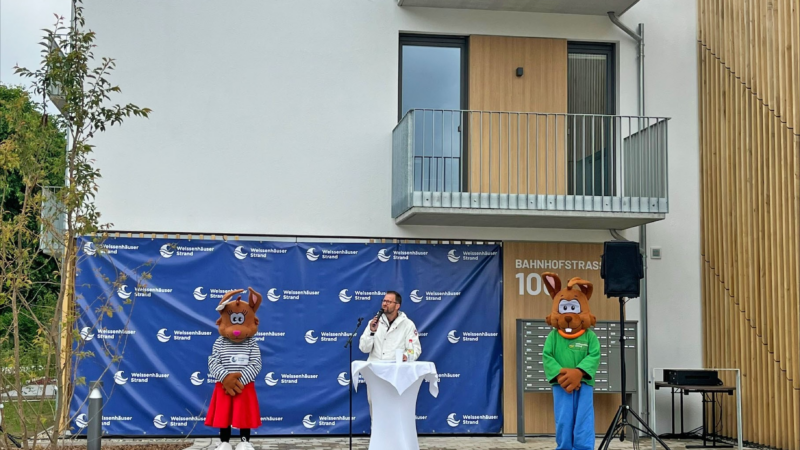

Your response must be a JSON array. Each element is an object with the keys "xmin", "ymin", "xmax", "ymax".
[{"xmin": 71, "ymin": 237, "xmax": 502, "ymax": 436}]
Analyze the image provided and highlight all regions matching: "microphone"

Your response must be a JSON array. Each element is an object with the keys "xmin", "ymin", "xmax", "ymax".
[{"xmin": 371, "ymin": 309, "xmax": 384, "ymax": 329}]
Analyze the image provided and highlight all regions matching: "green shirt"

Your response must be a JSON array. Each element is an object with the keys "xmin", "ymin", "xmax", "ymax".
[{"xmin": 542, "ymin": 329, "xmax": 601, "ymax": 386}]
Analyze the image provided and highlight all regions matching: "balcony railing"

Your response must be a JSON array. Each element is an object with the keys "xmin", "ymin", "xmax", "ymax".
[{"xmin": 392, "ymin": 109, "xmax": 669, "ymax": 229}]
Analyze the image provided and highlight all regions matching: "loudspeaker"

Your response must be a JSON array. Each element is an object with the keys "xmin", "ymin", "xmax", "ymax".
[{"xmin": 600, "ymin": 241, "xmax": 643, "ymax": 297}]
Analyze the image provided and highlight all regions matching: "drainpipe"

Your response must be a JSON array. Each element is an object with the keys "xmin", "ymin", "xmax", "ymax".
[{"xmin": 608, "ymin": 12, "xmax": 650, "ymax": 424}]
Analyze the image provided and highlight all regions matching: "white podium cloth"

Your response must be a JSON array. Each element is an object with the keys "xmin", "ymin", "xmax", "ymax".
[{"xmin": 351, "ymin": 361, "xmax": 438, "ymax": 450}]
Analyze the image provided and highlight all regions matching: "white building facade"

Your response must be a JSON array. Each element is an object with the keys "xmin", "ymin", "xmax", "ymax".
[{"xmin": 83, "ymin": 0, "xmax": 702, "ymax": 436}]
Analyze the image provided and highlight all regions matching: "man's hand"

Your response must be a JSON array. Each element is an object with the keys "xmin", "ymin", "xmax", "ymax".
[
  {"xmin": 369, "ymin": 317, "xmax": 379, "ymax": 333},
  {"xmin": 403, "ymin": 354, "xmax": 408, "ymax": 362},
  {"xmin": 222, "ymin": 373, "xmax": 244, "ymax": 396},
  {"xmin": 557, "ymin": 368, "xmax": 583, "ymax": 393}
]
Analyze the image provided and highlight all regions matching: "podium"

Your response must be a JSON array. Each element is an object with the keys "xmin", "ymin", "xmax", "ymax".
[{"xmin": 351, "ymin": 361, "xmax": 438, "ymax": 450}]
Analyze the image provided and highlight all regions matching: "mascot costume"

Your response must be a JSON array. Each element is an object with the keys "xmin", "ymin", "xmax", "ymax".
[
  {"xmin": 205, "ymin": 288, "xmax": 263, "ymax": 450},
  {"xmin": 542, "ymin": 272, "xmax": 601, "ymax": 450}
]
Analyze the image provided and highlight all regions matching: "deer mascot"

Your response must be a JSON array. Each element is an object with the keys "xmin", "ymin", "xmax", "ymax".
[
  {"xmin": 542, "ymin": 273, "xmax": 601, "ymax": 450},
  {"xmin": 204, "ymin": 288, "xmax": 263, "ymax": 450}
]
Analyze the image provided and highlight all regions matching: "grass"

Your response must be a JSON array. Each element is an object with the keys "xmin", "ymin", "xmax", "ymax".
[{"xmin": 1, "ymin": 400, "xmax": 56, "ymax": 437}]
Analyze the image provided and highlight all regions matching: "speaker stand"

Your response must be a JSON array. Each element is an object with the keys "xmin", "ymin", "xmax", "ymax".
[{"xmin": 597, "ymin": 297, "xmax": 670, "ymax": 450}]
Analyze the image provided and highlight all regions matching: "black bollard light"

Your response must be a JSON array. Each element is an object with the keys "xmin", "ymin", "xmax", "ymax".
[{"xmin": 88, "ymin": 381, "xmax": 103, "ymax": 450}]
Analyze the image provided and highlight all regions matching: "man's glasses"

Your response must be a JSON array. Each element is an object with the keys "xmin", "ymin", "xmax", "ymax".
[{"xmin": 382, "ymin": 300, "xmax": 397, "ymax": 304}]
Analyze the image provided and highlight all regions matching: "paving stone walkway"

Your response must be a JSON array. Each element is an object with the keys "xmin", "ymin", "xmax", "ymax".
[{"xmin": 181, "ymin": 436, "xmax": 738, "ymax": 450}]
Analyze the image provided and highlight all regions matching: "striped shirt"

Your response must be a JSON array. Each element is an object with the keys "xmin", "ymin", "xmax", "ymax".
[{"xmin": 208, "ymin": 336, "xmax": 262, "ymax": 385}]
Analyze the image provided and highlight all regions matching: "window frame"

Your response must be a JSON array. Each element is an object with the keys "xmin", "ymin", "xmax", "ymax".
[
  {"xmin": 567, "ymin": 42, "xmax": 617, "ymax": 115},
  {"xmin": 566, "ymin": 41, "xmax": 618, "ymax": 196},
  {"xmin": 398, "ymin": 34, "xmax": 469, "ymax": 121}
]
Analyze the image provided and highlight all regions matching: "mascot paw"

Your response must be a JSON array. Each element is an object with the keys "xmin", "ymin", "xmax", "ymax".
[
  {"xmin": 557, "ymin": 368, "xmax": 583, "ymax": 393},
  {"xmin": 222, "ymin": 372, "xmax": 244, "ymax": 396}
]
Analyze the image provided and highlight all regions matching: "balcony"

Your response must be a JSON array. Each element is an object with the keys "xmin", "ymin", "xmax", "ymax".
[
  {"xmin": 46, "ymin": 35, "xmax": 67, "ymax": 114},
  {"xmin": 392, "ymin": 110, "xmax": 669, "ymax": 230},
  {"xmin": 396, "ymin": 0, "xmax": 641, "ymax": 16}
]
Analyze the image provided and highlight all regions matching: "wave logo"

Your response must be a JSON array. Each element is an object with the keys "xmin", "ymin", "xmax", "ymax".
[
  {"xmin": 190, "ymin": 372, "xmax": 205, "ymax": 386},
  {"xmin": 153, "ymin": 414, "xmax": 167, "ymax": 429},
  {"xmin": 160, "ymin": 244, "xmax": 174, "ymax": 258},
  {"xmin": 157, "ymin": 328, "xmax": 172, "ymax": 343},
  {"xmin": 447, "ymin": 249, "xmax": 460, "ymax": 263},
  {"xmin": 117, "ymin": 285, "xmax": 133, "ymax": 300},
  {"xmin": 113, "ymin": 371, "xmax": 128, "ymax": 385},
  {"xmin": 75, "ymin": 414, "xmax": 88, "ymax": 429},
  {"xmin": 410, "ymin": 290, "xmax": 423, "ymax": 303},
  {"xmin": 447, "ymin": 330, "xmax": 461, "ymax": 344},
  {"xmin": 80, "ymin": 327, "xmax": 94, "ymax": 341},
  {"xmin": 302, "ymin": 415, "xmax": 317, "ymax": 429},
  {"xmin": 305, "ymin": 330, "xmax": 318, "ymax": 344},
  {"xmin": 377, "ymin": 248, "xmax": 391, "ymax": 263},
  {"xmin": 83, "ymin": 242, "xmax": 97, "ymax": 256},
  {"xmin": 447, "ymin": 413, "xmax": 461, "ymax": 427},
  {"xmin": 306, "ymin": 248, "xmax": 320, "ymax": 261},
  {"xmin": 264, "ymin": 372, "xmax": 279, "ymax": 387},
  {"xmin": 193, "ymin": 287, "xmax": 207, "ymax": 301},
  {"xmin": 267, "ymin": 288, "xmax": 281, "ymax": 302},
  {"xmin": 234, "ymin": 246, "xmax": 248, "ymax": 260},
  {"xmin": 337, "ymin": 372, "xmax": 350, "ymax": 387},
  {"xmin": 338, "ymin": 289, "xmax": 352, "ymax": 303}
]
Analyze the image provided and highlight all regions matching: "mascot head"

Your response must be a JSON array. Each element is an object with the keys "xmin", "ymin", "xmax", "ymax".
[
  {"xmin": 215, "ymin": 287, "xmax": 262, "ymax": 343},
  {"xmin": 542, "ymin": 272, "xmax": 596, "ymax": 339}
]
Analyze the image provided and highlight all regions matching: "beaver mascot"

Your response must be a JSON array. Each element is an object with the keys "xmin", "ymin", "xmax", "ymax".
[
  {"xmin": 542, "ymin": 272, "xmax": 601, "ymax": 450},
  {"xmin": 205, "ymin": 288, "xmax": 263, "ymax": 450}
]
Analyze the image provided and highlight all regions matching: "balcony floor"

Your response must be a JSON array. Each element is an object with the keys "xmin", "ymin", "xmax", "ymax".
[{"xmin": 396, "ymin": 206, "xmax": 664, "ymax": 230}]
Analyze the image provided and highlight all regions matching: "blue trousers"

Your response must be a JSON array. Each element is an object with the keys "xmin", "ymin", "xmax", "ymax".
[{"xmin": 553, "ymin": 383, "xmax": 595, "ymax": 450}]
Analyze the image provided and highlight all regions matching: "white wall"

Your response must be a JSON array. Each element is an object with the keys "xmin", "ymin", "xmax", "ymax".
[
  {"xmin": 83, "ymin": 0, "xmax": 644, "ymax": 242},
  {"xmin": 622, "ymin": 0, "xmax": 705, "ymax": 433},
  {"xmin": 84, "ymin": 0, "xmax": 702, "ymax": 433}
]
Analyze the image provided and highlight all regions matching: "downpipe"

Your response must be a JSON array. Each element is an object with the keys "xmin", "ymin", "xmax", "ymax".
[{"xmin": 608, "ymin": 12, "xmax": 650, "ymax": 425}]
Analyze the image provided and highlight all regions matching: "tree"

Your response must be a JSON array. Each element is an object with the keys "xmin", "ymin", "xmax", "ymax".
[
  {"xmin": 0, "ymin": 83, "xmax": 67, "ymax": 449},
  {"xmin": 0, "ymin": 84, "xmax": 65, "ymax": 357},
  {"xmin": 6, "ymin": 0, "xmax": 152, "ymax": 446}
]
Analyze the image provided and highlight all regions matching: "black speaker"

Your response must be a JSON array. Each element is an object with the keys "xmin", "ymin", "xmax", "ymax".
[{"xmin": 600, "ymin": 241, "xmax": 643, "ymax": 297}]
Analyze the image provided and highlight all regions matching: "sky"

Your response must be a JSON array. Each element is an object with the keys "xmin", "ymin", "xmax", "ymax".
[{"xmin": 1, "ymin": 0, "xmax": 71, "ymax": 88}]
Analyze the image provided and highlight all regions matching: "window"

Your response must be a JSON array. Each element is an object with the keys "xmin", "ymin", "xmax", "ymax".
[
  {"xmin": 567, "ymin": 42, "xmax": 616, "ymax": 197},
  {"xmin": 399, "ymin": 35, "xmax": 467, "ymax": 192}
]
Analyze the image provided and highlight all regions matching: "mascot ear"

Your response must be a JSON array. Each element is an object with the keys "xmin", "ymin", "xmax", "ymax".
[
  {"xmin": 217, "ymin": 288, "xmax": 244, "ymax": 312},
  {"xmin": 542, "ymin": 272, "xmax": 561, "ymax": 299},
  {"xmin": 248, "ymin": 287, "xmax": 262, "ymax": 314},
  {"xmin": 567, "ymin": 277, "xmax": 593, "ymax": 300}
]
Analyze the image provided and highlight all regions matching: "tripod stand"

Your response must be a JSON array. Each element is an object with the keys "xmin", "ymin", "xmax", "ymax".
[
  {"xmin": 343, "ymin": 317, "xmax": 363, "ymax": 450},
  {"xmin": 597, "ymin": 297, "xmax": 670, "ymax": 450}
]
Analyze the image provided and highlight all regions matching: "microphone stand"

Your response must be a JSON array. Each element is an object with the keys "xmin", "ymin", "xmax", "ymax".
[{"xmin": 344, "ymin": 317, "xmax": 363, "ymax": 450}]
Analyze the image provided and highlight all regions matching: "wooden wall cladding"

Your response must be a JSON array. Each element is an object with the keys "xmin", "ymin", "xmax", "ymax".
[{"xmin": 698, "ymin": 1, "xmax": 800, "ymax": 449}]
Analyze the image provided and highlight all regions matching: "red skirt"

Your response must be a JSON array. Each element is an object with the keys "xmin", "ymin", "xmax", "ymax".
[{"xmin": 205, "ymin": 382, "xmax": 262, "ymax": 429}]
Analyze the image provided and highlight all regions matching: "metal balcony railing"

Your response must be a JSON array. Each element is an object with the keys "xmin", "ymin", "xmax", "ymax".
[{"xmin": 392, "ymin": 109, "xmax": 669, "ymax": 220}]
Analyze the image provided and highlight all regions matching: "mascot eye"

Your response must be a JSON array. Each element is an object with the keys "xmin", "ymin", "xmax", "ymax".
[
  {"xmin": 230, "ymin": 312, "xmax": 245, "ymax": 324},
  {"xmin": 558, "ymin": 300, "xmax": 581, "ymax": 314}
]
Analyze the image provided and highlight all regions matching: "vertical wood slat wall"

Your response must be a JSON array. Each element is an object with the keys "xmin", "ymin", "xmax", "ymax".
[{"xmin": 698, "ymin": 1, "xmax": 800, "ymax": 450}]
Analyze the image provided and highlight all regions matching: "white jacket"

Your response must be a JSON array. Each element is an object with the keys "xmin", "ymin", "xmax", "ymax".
[{"xmin": 359, "ymin": 311, "xmax": 422, "ymax": 362}]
